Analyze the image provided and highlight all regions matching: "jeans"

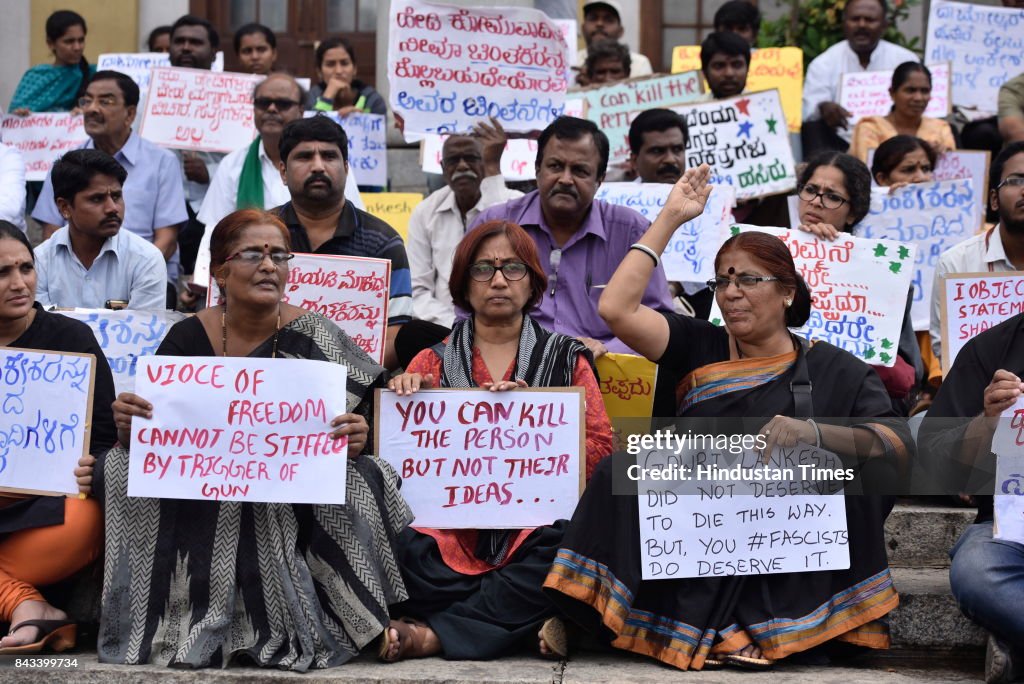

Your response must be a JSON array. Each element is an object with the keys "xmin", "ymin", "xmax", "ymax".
[{"xmin": 949, "ymin": 522, "xmax": 1024, "ymax": 651}]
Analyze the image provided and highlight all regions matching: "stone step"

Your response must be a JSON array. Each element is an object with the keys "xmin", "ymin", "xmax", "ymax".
[
  {"xmin": 889, "ymin": 567, "xmax": 985, "ymax": 650},
  {"xmin": 884, "ymin": 503, "xmax": 975, "ymax": 568}
]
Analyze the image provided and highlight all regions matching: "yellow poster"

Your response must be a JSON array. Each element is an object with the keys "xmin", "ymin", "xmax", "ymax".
[
  {"xmin": 671, "ymin": 46, "xmax": 803, "ymax": 133},
  {"xmin": 595, "ymin": 353, "xmax": 658, "ymax": 419},
  {"xmin": 360, "ymin": 193, "xmax": 424, "ymax": 243}
]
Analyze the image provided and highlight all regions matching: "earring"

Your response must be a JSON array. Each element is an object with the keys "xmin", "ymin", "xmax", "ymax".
[{"xmin": 784, "ymin": 298, "xmax": 793, "ymax": 307}]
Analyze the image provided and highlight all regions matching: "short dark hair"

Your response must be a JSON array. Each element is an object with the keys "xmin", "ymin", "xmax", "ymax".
[
  {"xmin": 279, "ymin": 116, "xmax": 349, "ymax": 163},
  {"xmin": 46, "ymin": 10, "xmax": 86, "ymax": 41},
  {"xmin": 798, "ymin": 151, "xmax": 873, "ymax": 227},
  {"xmin": 234, "ymin": 23, "xmax": 276, "ymax": 54},
  {"xmin": 147, "ymin": 25, "xmax": 171, "ymax": 52},
  {"xmin": 535, "ymin": 116, "xmax": 610, "ymax": 180},
  {"xmin": 991, "ymin": 141, "xmax": 1024, "ymax": 200},
  {"xmin": 171, "ymin": 14, "xmax": 219, "ymax": 50},
  {"xmin": 210, "ymin": 209, "xmax": 290, "ymax": 274},
  {"xmin": 315, "ymin": 36, "xmax": 356, "ymax": 70},
  {"xmin": 628, "ymin": 109, "xmax": 689, "ymax": 155},
  {"xmin": 449, "ymin": 221, "xmax": 547, "ymax": 313},
  {"xmin": 714, "ymin": 1, "xmax": 761, "ymax": 36},
  {"xmin": 584, "ymin": 40, "xmax": 631, "ymax": 79},
  {"xmin": 871, "ymin": 135, "xmax": 936, "ymax": 181},
  {"xmin": 891, "ymin": 61, "xmax": 929, "ymax": 91},
  {"xmin": 0, "ymin": 221, "xmax": 33, "ymax": 262},
  {"xmin": 51, "ymin": 149, "xmax": 128, "ymax": 204},
  {"xmin": 843, "ymin": 0, "xmax": 889, "ymax": 19},
  {"xmin": 89, "ymin": 70, "xmax": 141, "ymax": 108},
  {"xmin": 700, "ymin": 31, "xmax": 751, "ymax": 72}
]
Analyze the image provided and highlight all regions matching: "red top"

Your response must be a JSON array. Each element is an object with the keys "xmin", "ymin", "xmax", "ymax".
[{"xmin": 405, "ymin": 343, "xmax": 615, "ymax": 575}]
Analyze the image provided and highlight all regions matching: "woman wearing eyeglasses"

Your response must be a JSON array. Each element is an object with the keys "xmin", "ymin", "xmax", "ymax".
[
  {"xmin": 378, "ymin": 220, "xmax": 614, "ymax": 662},
  {"xmin": 101, "ymin": 209, "xmax": 413, "ymax": 670},
  {"xmin": 539, "ymin": 165, "xmax": 911, "ymax": 670}
]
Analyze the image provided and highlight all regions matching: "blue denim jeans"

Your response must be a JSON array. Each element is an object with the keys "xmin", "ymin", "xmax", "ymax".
[{"xmin": 949, "ymin": 522, "xmax": 1024, "ymax": 651}]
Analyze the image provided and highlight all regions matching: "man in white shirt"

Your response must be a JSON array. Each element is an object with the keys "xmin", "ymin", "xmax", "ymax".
[
  {"xmin": 801, "ymin": 0, "xmax": 917, "ymax": 153},
  {"xmin": 192, "ymin": 73, "xmax": 364, "ymax": 291},
  {"xmin": 575, "ymin": 1, "xmax": 652, "ymax": 84},
  {"xmin": 407, "ymin": 118, "xmax": 522, "ymax": 328},
  {"xmin": 0, "ymin": 144, "xmax": 26, "ymax": 232},
  {"xmin": 930, "ymin": 142, "xmax": 1024, "ymax": 365}
]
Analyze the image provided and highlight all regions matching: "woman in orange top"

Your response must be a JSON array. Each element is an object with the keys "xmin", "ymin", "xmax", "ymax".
[{"xmin": 380, "ymin": 220, "xmax": 614, "ymax": 661}]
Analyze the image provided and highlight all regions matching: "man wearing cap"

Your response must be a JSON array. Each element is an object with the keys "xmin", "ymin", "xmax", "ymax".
[{"xmin": 576, "ymin": 1, "xmax": 652, "ymax": 84}]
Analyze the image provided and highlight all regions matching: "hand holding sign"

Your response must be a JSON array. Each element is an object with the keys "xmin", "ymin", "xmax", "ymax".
[
  {"xmin": 330, "ymin": 413, "xmax": 369, "ymax": 458},
  {"xmin": 985, "ymin": 370, "xmax": 1024, "ymax": 419}
]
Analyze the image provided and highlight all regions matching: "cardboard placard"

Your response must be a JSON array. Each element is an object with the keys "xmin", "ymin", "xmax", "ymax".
[
  {"xmin": 595, "ymin": 353, "xmax": 657, "ymax": 420},
  {"xmin": 939, "ymin": 272, "xmax": 1024, "ymax": 376},
  {"xmin": 1, "ymin": 113, "xmax": 88, "ymax": 181},
  {"xmin": 994, "ymin": 398, "xmax": 1024, "ymax": 543},
  {"xmin": 839, "ymin": 63, "xmax": 951, "ymax": 126},
  {"xmin": 360, "ymin": 192, "xmax": 424, "ymax": 243}
]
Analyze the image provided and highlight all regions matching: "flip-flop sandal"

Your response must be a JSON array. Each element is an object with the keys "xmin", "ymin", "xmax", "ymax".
[
  {"xmin": 701, "ymin": 656, "xmax": 726, "ymax": 670},
  {"xmin": 377, "ymin": 617, "xmax": 432, "ymax": 663},
  {"xmin": 0, "ymin": 619, "xmax": 77, "ymax": 655},
  {"xmin": 539, "ymin": 617, "xmax": 569, "ymax": 658},
  {"xmin": 724, "ymin": 652, "xmax": 776, "ymax": 670}
]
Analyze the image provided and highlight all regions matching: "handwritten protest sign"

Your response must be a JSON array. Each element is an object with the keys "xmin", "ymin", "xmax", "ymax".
[
  {"xmin": 926, "ymin": 0, "xmax": 1024, "ymax": 113},
  {"xmin": 59, "ymin": 309, "xmax": 184, "ymax": 396},
  {"xmin": 868, "ymin": 148, "xmax": 990, "ymax": 223},
  {"xmin": 207, "ymin": 253, "xmax": 390, "ymax": 365},
  {"xmin": 129, "ymin": 357, "xmax": 349, "ymax": 503},
  {"xmin": 582, "ymin": 72, "xmax": 705, "ymax": 165},
  {"xmin": 0, "ymin": 348, "xmax": 95, "ymax": 496},
  {"xmin": 97, "ymin": 52, "xmax": 170, "ymax": 95},
  {"xmin": 595, "ymin": 354, "xmax": 657, "ymax": 419},
  {"xmin": 1, "ymin": 113, "xmax": 88, "ymax": 181},
  {"xmin": 940, "ymin": 273, "xmax": 1024, "ymax": 375},
  {"xmin": 636, "ymin": 445, "xmax": 849, "ymax": 579},
  {"xmin": 855, "ymin": 179, "xmax": 976, "ymax": 331},
  {"xmin": 711, "ymin": 226, "xmax": 915, "ymax": 366},
  {"xmin": 306, "ymin": 111, "xmax": 388, "ymax": 187},
  {"xmin": 139, "ymin": 67, "xmax": 261, "ymax": 152},
  {"xmin": 672, "ymin": 90, "xmax": 796, "ymax": 201},
  {"xmin": 671, "ymin": 46, "xmax": 804, "ymax": 132},
  {"xmin": 839, "ymin": 63, "xmax": 951, "ymax": 126},
  {"xmin": 994, "ymin": 398, "xmax": 1024, "ymax": 543},
  {"xmin": 387, "ymin": 0, "xmax": 568, "ymax": 135},
  {"xmin": 376, "ymin": 388, "xmax": 584, "ymax": 528},
  {"xmin": 361, "ymin": 193, "xmax": 423, "ymax": 243},
  {"xmin": 421, "ymin": 136, "xmax": 539, "ymax": 181}
]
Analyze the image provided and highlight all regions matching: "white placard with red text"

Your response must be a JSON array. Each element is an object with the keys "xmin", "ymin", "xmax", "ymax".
[
  {"xmin": 940, "ymin": 272, "xmax": 1024, "ymax": 375},
  {"xmin": 129, "ymin": 356, "xmax": 349, "ymax": 503},
  {"xmin": 1, "ymin": 113, "xmax": 88, "ymax": 181},
  {"xmin": 839, "ymin": 63, "xmax": 951, "ymax": 127},
  {"xmin": 994, "ymin": 398, "xmax": 1024, "ymax": 543},
  {"xmin": 376, "ymin": 388, "xmax": 585, "ymax": 528}
]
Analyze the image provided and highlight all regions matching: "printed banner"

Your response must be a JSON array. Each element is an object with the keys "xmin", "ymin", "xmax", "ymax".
[
  {"xmin": 940, "ymin": 272, "xmax": 1024, "ymax": 375},
  {"xmin": 711, "ymin": 226, "xmax": 915, "ymax": 366},
  {"xmin": 582, "ymin": 72, "xmax": 705, "ymax": 165},
  {"xmin": 307, "ymin": 111, "xmax": 388, "ymax": 187},
  {"xmin": 636, "ymin": 445, "xmax": 849, "ymax": 579},
  {"xmin": 0, "ymin": 348, "xmax": 95, "ymax": 496},
  {"xmin": 129, "ymin": 356, "xmax": 349, "ymax": 503},
  {"xmin": 61, "ymin": 309, "xmax": 185, "ymax": 396},
  {"xmin": 139, "ymin": 67, "xmax": 262, "ymax": 152},
  {"xmin": 839, "ymin": 62, "xmax": 951, "ymax": 126},
  {"xmin": 671, "ymin": 46, "xmax": 804, "ymax": 132},
  {"xmin": 855, "ymin": 179, "xmax": 976, "ymax": 331},
  {"xmin": 994, "ymin": 398, "xmax": 1024, "ymax": 543},
  {"xmin": 361, "ymin": 192, "xmax": 424, "ymax": 243},
  {"xmin": 595, "ymin": 353, "xmax": 657, "ymax": 419},
  {"xmin": 925, "ymin": 0, "xmax": 1024, "ymax": 112},
  {"xmin": 387, "ymin": 0, "xmax": 569, "ymax": 135},
  {"xmin": 376, "ymin": 388, "xmax": 585, "ymax": 528},
  {"xmin": 1, "ymin": 113, "xmax": 88, "ymax": 181},
  {"xmin": 672, "ymin": 89, "xmax": 796, "ymax": 201}
]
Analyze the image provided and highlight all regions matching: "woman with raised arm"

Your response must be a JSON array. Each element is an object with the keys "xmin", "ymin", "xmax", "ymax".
[{"xmin": 540, "ymin": 166, "xmax": 912, "ymax": 670}]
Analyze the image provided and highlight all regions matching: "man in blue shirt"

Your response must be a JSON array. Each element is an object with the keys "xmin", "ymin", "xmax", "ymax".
[
  {"xmin": 32, "ymin": 70, "xmax": 187, "ymax": 292},
  {"xmin": 35, "ymin": 149, "xmax": 167, "ymax": 311}
]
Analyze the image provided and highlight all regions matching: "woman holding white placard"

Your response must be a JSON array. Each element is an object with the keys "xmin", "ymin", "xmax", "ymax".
[
  {"xmin": 103, "ymin": 209, "xmax": 412, "ymax": 670},
  {"xmin": 0, "ymin": 221, "xmax": 116, "ymax": 656}
]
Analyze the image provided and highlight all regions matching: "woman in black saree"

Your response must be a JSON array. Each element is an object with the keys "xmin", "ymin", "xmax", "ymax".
[{"xmin": 541, "ymin": 165, "xmax": 912, "ymax": 669}]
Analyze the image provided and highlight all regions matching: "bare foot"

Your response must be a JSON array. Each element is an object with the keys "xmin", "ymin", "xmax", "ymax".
[
  {"xmin": 734, "ymin": 643, "xmax": 765, "ymax": 659},
  {"xmin": 538, "ymin": 627, "xmax": 552, "ymax": 656},
  {"xmin": 380, "ymin": 619, "xmax": 441, "ymax": 662},
  {"xmin": 0, "ymin": 600, "xmax": 67, "ymax": 648}
]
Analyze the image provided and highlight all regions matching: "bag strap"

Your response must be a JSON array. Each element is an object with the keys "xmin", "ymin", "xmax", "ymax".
[{"xmin": 790, "ymin": 336, "xmax": 814, "ymax": 419}]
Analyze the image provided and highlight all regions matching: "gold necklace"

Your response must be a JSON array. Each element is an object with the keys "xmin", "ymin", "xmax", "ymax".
[{"xmin": 222, "ymin": 304, "xmax": 281, "ymax": 358}]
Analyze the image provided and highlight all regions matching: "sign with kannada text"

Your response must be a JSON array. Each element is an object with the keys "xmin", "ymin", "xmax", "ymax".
[
  {"xmin": 421, "ymin": 135, "xmax": 539, "ymax": 181},
  {"xmin": 671, "ymin": 46, "xmax": 804, "ymax": 132},
  {"xmin": 0, "ymin": 348, "xmax": 95, "ymax": 496},
  {"xmin": 940, "ymin": 273, "xmax": 1024, "ymax": 375},
  {"xmin": 361, "ymin": 192, "xmax": 423, "ymax": 243},
  {"xmin": 582, "ymin": 72, "xmax": 705, "ymax": 165},
  {"xmin": 140, "ymin": 67, "xmax": 262, "ymax": 152},
  {"xmin": 636, "ymin": 445, "xmax": 849, "ymax": 579},
  {"xmin": 97, "ymin": 52, "xmax": 170, "ymax": 95},
  {"xmin": 307, "ymin": 111, "xmax": 388, "ymax": 187},
  {"xmin": 61, "ymin": 309, "xmax": 185, "ymax": 396},
  {"xmin": 925, "ymin": 0, "xmax": 1024, "ymax": 112},
  {"xmin": 855, "ymin": 179, "xmax": 976, "ymax": 331},
  {"xmin": 388, "ymin": 0, "xmax": 569, "ymax": 135},
  {"xmin": 711, "ymin": 226, "xmax": 915, "ymax": 366},
  {"xmin": 1, "ymin": 113, "xmax": 88, "ymax": 181},
  {"xmin": 839, "ymin": 62, "xmax": 951, "ymax": 126},
  {"xmin": 672, "ymin": 90, "xmax": 796, "ymax": 201},
  {"xmin": 868, "ymin": 148, "xmax": 990, "ymax": 224},
  {"xmin": 994, "ymin": 398, "xmax": 1024, "ymax": 543},
  {"xmin": 595, "ymin": 353, "xmax": 657, "ymax": 420},
  {"xmin": 376, "ymin": 388, "xmax": 585, "ymax": 528},
  {"xmin": 129, "ymin": 356, "xmax": 349, "ymax": 503}
]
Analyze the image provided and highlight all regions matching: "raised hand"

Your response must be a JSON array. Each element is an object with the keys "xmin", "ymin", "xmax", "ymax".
[{"xmin": 660, "ymin": 164, "xmax": 713, "ymax": 228}]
